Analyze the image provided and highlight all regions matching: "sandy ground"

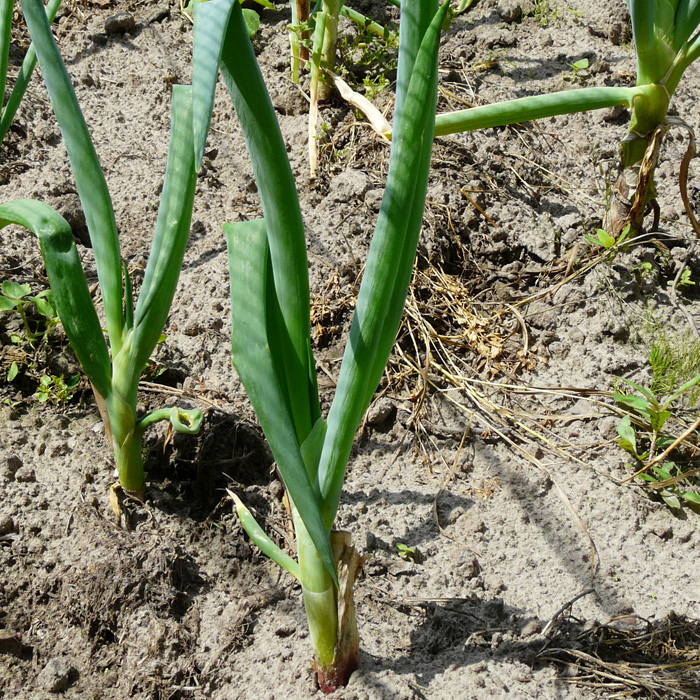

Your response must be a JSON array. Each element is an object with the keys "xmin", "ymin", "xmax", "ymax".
[{"xmin": 1, "ymin": 0, "xmax": 700, "ymax": 698}]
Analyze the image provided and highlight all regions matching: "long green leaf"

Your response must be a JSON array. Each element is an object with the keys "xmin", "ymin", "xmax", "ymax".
[
  {"xmin": 317, "ymin": 2, "xmax": 446, "ymax": 522},
  {"xmin": 192, "ymin": 0, "xmax": 237, "ymax": 169},
  {"xmin": 20, "ymin": 0, "xmax": 124, "ymax": 352},
  {"xmin": 0, "ymin": 0, "xmax": 13, "ymax": 111},
  {"xmin": 130, "ymin": 85, "xmax": 196, "ymax": 389},
  {"xmin": 0, "ymin": 0, "xmax": 62, "ymax": 144},
  {"xmin": 218, "ymin": 1, "xmax": 319, "ymax": 443},
  {"xmin": 432, "ymin": 86, "xmax": 643, "ymax": 137},
  {"xmin": 225, "ymin": 219, "xmax": 337, "ymax": 586},
  {"xmin": 0, "ymin": 200, "xmax": 111, "ymax": 398}
]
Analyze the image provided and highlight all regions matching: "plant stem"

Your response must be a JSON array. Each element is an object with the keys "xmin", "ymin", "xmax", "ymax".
[{"xmin": 294, "ymin": 511, "xmax": 338, "ymax": 671}]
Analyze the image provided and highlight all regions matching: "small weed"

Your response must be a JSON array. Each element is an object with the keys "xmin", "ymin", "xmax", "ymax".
[
  {"xmin": 563, "ymin": 58, "xmax": 590, "ymax": 85},
  {"xmin": 396, "ymin": 543, "xmax": 417, "ymax": 561},
  {"xmin": 34, "ymin": 373, "xmax": 80, "ymax": 405},
  {"xmin": 582, "ymin": 223, "xmax": 632, "ymax": 260},
  {"xmin": 615, "ymin": 373, "xmax": 700, "ymax": 511},
  {"xmin": 529, "ymin": 0, "xmax": 559, "ymax": 27},
  {"xmin": 0, "ymin": 281, "xmax": 59, "ymax": 345}
]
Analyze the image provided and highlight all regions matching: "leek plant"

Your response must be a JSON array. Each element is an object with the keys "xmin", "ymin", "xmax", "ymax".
[
  {"xmin": 0, "ymin": 0, "xmax": 61, "ymax": 144},
  {"xmin": 389, "ymin": 0, "xmax": 700, "ymax": 236},
  {"xmin": 0, "ymin": 0, "xmax": 202, "ymax": 502},
  {"xmin": 192, "ymin": 0, "xmax": 446, "ymax": 689}
]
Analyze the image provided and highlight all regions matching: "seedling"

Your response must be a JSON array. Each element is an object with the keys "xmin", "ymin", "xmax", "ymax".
[
  {"xmin": 583, "ymin": 223, "xmax": 633, "ymax": 261},
  {"xmin": 192, "ymin": 0, "xmax": 446, "ymax": 688},
  {"xmin": 564, "ymin": 58, "xmax": 590, "ymax": 84},
  {"xmin": 0, "ymin": 281, "xmax": 58, "ymax": 345},
  {"xmin": 396, "ymin": 542, "xmax": 417, "ymax": 561},
  {"xmin": 0, "ymin": 0, "xmax": 203, "ymax": 502},
  {"xmin": 34, "ymin": 372, "xmax": 79, "ymax": 405}
]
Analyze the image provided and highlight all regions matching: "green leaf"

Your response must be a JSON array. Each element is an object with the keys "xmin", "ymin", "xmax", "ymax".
[
  {"xmin": 617, "ymin": 415, "xmax": 638, "ymax": 457},
  {"xmin": 0, "ymin": 200, "xmax": 111, "ymax": 398},
  {"xmin": 660, "ymin": 490, "xmax": 682, "ymax": 509},
  {"xmin": 618, "ymin": 377, "xmax": 658, "ymax": 404},
  {"xmin": 680, "ymin": 491, "xmax": 700, "ymax": 505},
  {"xmin": 192, "ymin": 0, "xmax": 238, "ymax": 169},
  {"xmin": 131, "ymin": 85, "xmax": 197, "ymax": 383},
  {"xmin": 219, "ymin": 1, "xmax": 319, "ymax": 443},
  {"xmin": 21, "ymin": 0, "xmax": 124, "ymax": 350},
  {"xmin": 0, "ymin": 0, "xmax": 13, "ymax": 112},
  {"xmin": 595, "ymin": 228, "xmax": 616, "ymax": 248},
  {"xmin": 0, "ymin": 296, "xmax": 19, "ymax": 311},
  {"xmin": 1, "ymin": 281, "xmax": 31, "ymax": 300},
  {"xmin": 649, "ymin": 409, "xmax": 672, "ymax": 433},
  {"xmin": 318, "ymin": 1, "xmax": 447, "ymax": 521},
  {"xmin": 229, "ymin": 489, "xmax": 301, "ymax": 581},
  {"xmin": 7, "ymin": 361, "xmax": 18, "ymax": 381},
  {"xmin": 0, "ymin": 0, "xmax": 62, "ymax": 144},
  {"xmin": 32, "ymin": 294, "xmax": 56, "ymax": 320},
  {"xmin": 666, "ymin": 372, "xmax": 700, "ymax": 405},
  {"xmin": 614, "ymin": 393, "xmax": 652, "ymax": 418},
  {"xmin": 225, "ymin": 218, "xmax": 337, "ymax": 586},
  {"xmin": 242, "ymin": 8, "xmax": 260, "ymax": 36}
]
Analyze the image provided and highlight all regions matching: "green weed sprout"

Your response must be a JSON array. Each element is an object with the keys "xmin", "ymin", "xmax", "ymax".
[
  {"xmin": 388, "ymin": 0, "xmax": 700, "ymax": 237},
  {"xmin": 616, "ymin": 374, "xmax": 700, "ymax": 510},
  {"xmin": 0, "ymin": 0, "xmax": 61, "ymax": 144},
  {"xmin": 0, "ymin": 0, "xmax": 203, "ymax": 501},
  {"xmin": 192, "ymin": 0, "xmax": 445, "ymax": 689}
]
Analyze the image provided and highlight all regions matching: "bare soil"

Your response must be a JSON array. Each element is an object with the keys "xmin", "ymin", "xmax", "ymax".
[{"xmin": 2, "ymin": 0, "xmax": 700, "ymax": 698}]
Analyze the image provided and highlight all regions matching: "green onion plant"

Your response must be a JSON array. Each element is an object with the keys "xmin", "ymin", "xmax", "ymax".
[
  {"xmin": 0, "ymin": 0, "xmax": 61, "ymax": 144},
  {"xmin": 0, "ymin": 0, "xmax": 203, "ymax": 502},
  {"xmin": 391, "ymin": 0, "xmax": 700, "ymax": 236},
  {"xmin": 192, "ymin": 0, "xmax": 446, "ymax": 689}
]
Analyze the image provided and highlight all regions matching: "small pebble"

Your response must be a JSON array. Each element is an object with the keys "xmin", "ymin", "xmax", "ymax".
[
  {"xmin": 37, "ymin": 657, "xmax": 77, "ymax": 693},
  {"xmin": 2, "ymin": 455, "xmax": 22, "ymax": 480},
  {"xmin": 521, "ymin": 619, "xmax": 542, "ymax": 637},
  {"xmin": 104, "ymin": 11, "xmax": 135, "ymax": 34},
  {"xmin": 0, "ymin": 514, "xmax": 13, "ymax": 535},
  {"xmin": 14, "ymin": 466, "xmax": 36, "ymax": 483}
]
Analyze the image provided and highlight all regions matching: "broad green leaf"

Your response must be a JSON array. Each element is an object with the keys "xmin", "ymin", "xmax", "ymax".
[
  {"xmin": 33, "ymin": 294, "xmax": 56, "ymax": 320},
  {"xmin": 242, "ymin": 8, "xmax": 260, "ymax": 36},
  {"xmin": 649, "ymin": 409, "xmax": 671, "ymax": 433},
  {"xmin": 0, "ymin": 297, "xmax": 18, "ymax": 311},
  {"xmin": 225, "ymin": 219, "xmax": 337, "ymax": 586},
  {"xmin": 596, "ymin": 228, "xmax": 616, "ymax": 248},
  {"xmin": 131, "ymin": 85, "xmax": 197, "ymax": 385},
  {"xmin": 318, "ymin": 1, "xmax": 450, "ymax": 521},
  {"xmin": 660, "ymin": 490, "xmax": 682, "ymax": 509},
  {"xmin": 21, "ymin": 0, "xmax": 124, "ymax": 350},
  {"xmin": 192, "ymin": 0, "xmax": 237, "ymax": 169},
  {"xmin": 1, "ymin": 281, "xmax": 31, "ymax": 299},
  {"xmin": 219, "ymin": 1, "xmax": 319, "ymax": 443},
  {"xmin": 614, "ymin": 393, "xmax": 652, "ymax": 417},
  {"xmin": 617, "ymin": 415, "xmax": 638, "ymax": 457},
  {"xmin": 0, "ymin": 200, "xmax": 111, "ymax": 398},
  {"xmin": 7, "ymin": 361, "xmax": 18, "ymax": 381}
]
